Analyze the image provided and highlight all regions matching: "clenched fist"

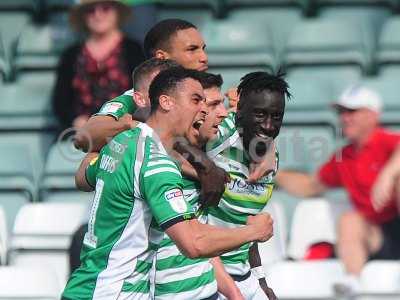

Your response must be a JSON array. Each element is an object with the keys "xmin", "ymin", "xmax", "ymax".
[{"xmin": 247, "ymin": 213, "xmax": 274, "ymax": 242}]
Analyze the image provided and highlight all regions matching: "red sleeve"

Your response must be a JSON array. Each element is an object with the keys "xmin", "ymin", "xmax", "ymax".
[{"xmin": 317, "ymin": 153, "xmax": 342, "ymax": 188}]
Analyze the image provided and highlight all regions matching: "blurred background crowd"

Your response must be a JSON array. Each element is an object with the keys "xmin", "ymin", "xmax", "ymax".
[{"xmin": 0, "ymin": 0, "xmax": 400, "ymax": 299}]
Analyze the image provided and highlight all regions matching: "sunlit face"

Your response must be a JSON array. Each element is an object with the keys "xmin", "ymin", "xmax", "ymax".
[
  {"xmin": 197, "ymin": 87, "xmax": 227, "ymax": 146},
  {"xmin": 84, "ymin": 2, "xmax": 119, "ymax": 35},
  {"xmin": 169, "ymin": 78, "xmax": 207, "ymax": 144},
  {"xmin": 165, "ymin": 28, "xmax": 208, "ymax": 71},
  {"xmin": 237, "ymin": 90, "xmax": 285, "ymax": 159},
  {"xmin": 336, "ymin": 106, "xmax": 379, "ymax": 142}
]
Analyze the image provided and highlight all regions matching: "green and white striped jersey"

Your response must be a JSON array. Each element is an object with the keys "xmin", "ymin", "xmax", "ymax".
[
  {"xmin": 95, "ymin": 89, "xmax": 137, "ymax": 120},
  {"xmin": 153, "ymin": 178, "xmax": 217, "ymax": 300},
  {"xmin": 206, "ymin": 112, "xmax": 278, "ymax": 276},
  {"xmin": 62, "ymin": 123, "xmax": 195, "ymax": 300}
]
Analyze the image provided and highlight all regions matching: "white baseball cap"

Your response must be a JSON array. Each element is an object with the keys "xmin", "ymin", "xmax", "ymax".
[{"xmin": 332, "ymin": 85, "xmax": 383, "ymax": 113}]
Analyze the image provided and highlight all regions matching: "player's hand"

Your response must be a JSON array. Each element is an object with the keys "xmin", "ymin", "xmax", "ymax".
[
  {"xmin": 73, "ymin": 114, "xmax": 89, "ymax": 129},
  {"xmin": 371, "ymin": 171, "xmax": 395, "ymax": 212},
  {"xmin": 248, "ymin": 141, "xmax": 276, "ymax": 183},
  {"xmin": 247, "ymin": 213, "xmax": 273, "ymax": 242},
  {"xmin": 225, "ymin": 87, "xmax": 239, "ymax": 112},
  {"xmin": 120, "ymin": 113, "xmax": 137, "ymax": 129},
  {"xmin": 198, "ymin": 163, "xmax": 230, "ymax": 208}
]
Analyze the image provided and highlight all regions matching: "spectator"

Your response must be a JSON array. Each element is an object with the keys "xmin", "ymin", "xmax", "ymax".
[
  {"xmin": 52, "ymin": 0, "xmax": 145, "ymax": 131},
  {"xmin": 276, "ymin": 85, "xmax": 400, "ymax": 290}
]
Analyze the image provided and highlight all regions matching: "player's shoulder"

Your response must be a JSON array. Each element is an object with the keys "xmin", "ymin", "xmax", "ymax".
[{"xmin": 97, "ymin": 90, "xmax": 136, "ymax": 116}]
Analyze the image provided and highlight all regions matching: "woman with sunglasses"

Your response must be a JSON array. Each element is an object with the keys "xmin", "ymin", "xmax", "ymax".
[{"xmin": 52, "ymin": 0, "xmax": 145, "ymax": 132}]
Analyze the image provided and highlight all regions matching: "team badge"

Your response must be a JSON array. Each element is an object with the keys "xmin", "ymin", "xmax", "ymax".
[
  {"xmin": 165, "ymin": 189, "xmax": 187, "ymax": 213},
  {"xmin": 100, "ymin": 102, "xmax": 123, "ymax": 114}
]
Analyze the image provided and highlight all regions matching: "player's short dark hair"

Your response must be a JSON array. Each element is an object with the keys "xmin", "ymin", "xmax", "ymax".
[
  {"xmin": 149, "ymin": 66, "xmax": 203, "ymax": 114},
  {"xmin": 196, "ymin": 72, "xmax": 223, "ymax": 90},
  {"xmin": 237, "ymin": 71, "xmax": 291, "ymax": 111},
  {"xmin": 144, "ymin": 19, "xmax": 197, "ymax": 59},
  {"xmin": 132, "ymin": 58, "xmax": 179, "ymax": 92}
]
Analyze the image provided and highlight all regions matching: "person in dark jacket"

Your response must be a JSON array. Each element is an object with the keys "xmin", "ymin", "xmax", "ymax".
[{"xmin": 52, "ymin": 0, "xmax": 145, "ymax": 131}]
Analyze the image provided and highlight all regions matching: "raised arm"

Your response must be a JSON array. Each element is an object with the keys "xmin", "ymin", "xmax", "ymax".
[
  {"xmin": 275, "ymin": 170, "xmax": 327, "ymax": 198},
  {"xmin": 74, "ymin": 114, "xmax": 135, "ymax": 152},
  {"xmin": 165, "ymin": 213, "xmax": 273, "ymax": 259}
]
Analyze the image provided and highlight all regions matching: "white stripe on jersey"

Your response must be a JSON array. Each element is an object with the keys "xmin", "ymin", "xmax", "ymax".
[
  {"xmin": 155, "ymin": 260, "xmax": 213, "ymax": 285},
  {"xmin": 207, "ymin": 214, "xmax": 243, "ymax": 229},
  {"xmin": 156, "ymin": 244, "xmax": 182, "ymax": 260},
  {"xmin": 144, "ymin": 167, "xmax": 181, "ymax": 178},
  {"xmin": 219, "ymin": 199, "xmax": 260, "ymax": 215},
  {"xmin": 147, "ymin": 160, "xmax": 178, "ymax": 168},
  {"xmin": 155, "ymin": 282, "xmax": 217, "ymax": 300},
  {"xmin": 207, "ymin": 130, "xmax": 240, "ymax": 158}
]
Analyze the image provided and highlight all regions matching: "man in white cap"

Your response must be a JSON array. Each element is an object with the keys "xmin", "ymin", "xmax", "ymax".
[{"xmin": 275, "ymin": 85, "xmax": 400, "ymax": 289}]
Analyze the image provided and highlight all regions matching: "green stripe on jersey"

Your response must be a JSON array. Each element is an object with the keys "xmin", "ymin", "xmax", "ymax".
[
  {"xmin": 153, "ymin": 176, "xmax": 217, "ymax": 299},
  {"xmin": 206, "ymin": 112, "xmax": 279, "ymax": 276}
]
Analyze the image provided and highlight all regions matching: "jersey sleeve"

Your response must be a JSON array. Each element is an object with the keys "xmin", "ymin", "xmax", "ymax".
[
  {"xmin": 85, "ymin": 155, "xmax": 100, "ymax": 189},
  {"xmin": 95, "ymin": 91, "xmax": 137, "ymax": 120},
  {"xmin": 317, "ymin": 152, "xmax": 342, "ymax": 188},
  {"xmin": 142, "ymin": 155, "xmax": 196, "ymax": 230}
]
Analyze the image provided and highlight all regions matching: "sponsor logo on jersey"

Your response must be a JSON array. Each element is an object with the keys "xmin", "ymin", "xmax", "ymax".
[
  {"xmin": 165, "ymin": 189, "xmax": 187, "ymax": 213},
  {"xmin": 100, "ymin": 102, "xmax": 123, "ymax": 114},
  {"xmin": 225, "ymin": 175, "xmax": 272, "ymax": 204}
]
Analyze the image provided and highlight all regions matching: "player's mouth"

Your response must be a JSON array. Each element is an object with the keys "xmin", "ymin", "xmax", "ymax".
[{"xmin": 192, "ymin": 119, "xmax": 205, "ymax": 135}]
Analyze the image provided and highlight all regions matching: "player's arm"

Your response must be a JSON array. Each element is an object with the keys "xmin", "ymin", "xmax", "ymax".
[
  {"xmin": 74, "ymin": 114, "xmax": 135, "ymax": 152},
  {"xmin": 275, "ymin": 170, "xmax": 327, "ymax": 198},
  {"xmin": 249, "ymin": 243, "xmax": 277, "ymax": 300},
  {"xmin": 173, "ymin": 141, "xmax": 230, "ymax": 207},
  {"xmin": 75, "ymin": 152, "xmax": 99, "ymax": 192},
  {"xmin": 211, "ymin": 257, "xmax": 244, "ymax": 300},
  {"xmin": 165, "ymin": 213, "xmax": 273, "ymax": 259},
  {"xmin": 372, "ymin": 144, "xmax": 400, "ymax": 211}
]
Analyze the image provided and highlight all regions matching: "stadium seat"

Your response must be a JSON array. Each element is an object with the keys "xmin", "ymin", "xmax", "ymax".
[
  {"xmin": 284, "ymin": 19, "xmax": 371, "ymax": 73},
  {"xmin": 0, "ymin": 207, "xmax": 7, "ymax": 265},
  {"xmin": 287, "ymin": 66, "xmax": 362, "ymax": 98},
  {"xmin": 156, "ymin": 8, "xmax": 212, "ymax": 31},
  {"xmin": 362, "ymin": 75, "xmax": 400, "ymax": 125},
  {"xmin": 356, "ymin": 261, "xmax": 400, "ymax": 300},
  {"xmin": 276, "ymin": 126, "xmax": 337, "ymax": 172},
  {"xmin": 202, "ymin": 18, "xmax": 275, "ymax": 69},
  {"xmin": 258, "ymin": 200, "xmax": 288, "ymax": 266},
  {"xmin": 14, "ymin": 14, "xmax": 74, "ymax": 71},
  {"xmin": 0, "ymin": 192, "xmax": 30, "ymax": 246},
  {"xmin": 41, "ymin": 141, "xmax": 85, "ymax": 192},
  {"xmin": 0, "ymin": 72, "xmax": 57, "ymax": 130},
  {"xmin": 0, "ymin": 0, "xmax": 38, "ymax": 12},
  {"xmin": 0, "ymin": 266, "xmax": 60, "ymax": 300},
  {"xmin": 284, "ymin": 75, "xmax": 337, "ymax": 126},
  {"xmin": 265, "ymin": 260, "xmax": 346, "ymax": 299},
  {"xmin": 9, "ymin": 202, "xmax": 87, "ymax": 288},
  {"xmin": 287, "ymin": 198, "xmax": 351, "ymax": 260},
  {"xmin": 0, "ymin": 144, "xmax": 35, "ymax": 199},
  {"xmin": 377, "ymin": 16, "xmax": 400, "ymax": 66},
  {"xmin": 228, "ymin": 7, "xmax": 302, "ymax": 59}
]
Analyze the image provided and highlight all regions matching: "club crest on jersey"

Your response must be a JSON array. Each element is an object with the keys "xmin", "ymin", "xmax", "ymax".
[
  {"xmin": 100, "ymin": 102, "xmax": 123, "ymax": 114},
  {"xmin": 165, "ymin": 189, "xmax": 187, "ymax": 213}
]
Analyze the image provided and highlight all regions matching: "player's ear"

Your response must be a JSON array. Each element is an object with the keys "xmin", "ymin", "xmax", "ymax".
[
  {"xmin": 158, "ymin": 94, "xmax": 173, "ymax": 112},
  {"xmin": 133, "ymin": 91, "xmax": 147, "ymax": 108},
  {"xmin": 155, "ymin": 49, "xmax": 169, "ymax": 60}
]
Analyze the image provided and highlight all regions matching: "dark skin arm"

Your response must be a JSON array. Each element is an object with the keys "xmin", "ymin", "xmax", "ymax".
[
  {"xmin": 174, "ymin": 141, "xmax": 230, "ymax": 208},
  {"xmin": 249, "ymin": 243, "xmax": 277, "ymax": 300}
]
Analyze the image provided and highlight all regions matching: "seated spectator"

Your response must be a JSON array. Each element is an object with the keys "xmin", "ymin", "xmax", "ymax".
[
  {"xmin": 276, "ymin": 86, "xmax": 400, "ymax": 291},
  {"xmin": 52, "ymin": 0, "xmax": 145, "ymax": 131}
]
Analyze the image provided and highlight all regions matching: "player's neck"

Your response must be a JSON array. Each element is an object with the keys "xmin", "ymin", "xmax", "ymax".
[{"xmin": 146, "ymin": 115, "xmax": 176, "ymax": 151}]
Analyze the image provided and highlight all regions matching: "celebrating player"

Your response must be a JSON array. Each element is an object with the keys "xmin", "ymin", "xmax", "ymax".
[{"xmin": 64, "ymin": 67, "xmax": 273, "ymax": 300}]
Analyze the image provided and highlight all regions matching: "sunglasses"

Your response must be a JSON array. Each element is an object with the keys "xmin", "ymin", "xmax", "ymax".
[{"xmin": 84, "ymin": 3, "xmax": 114, "ymax": 15}]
